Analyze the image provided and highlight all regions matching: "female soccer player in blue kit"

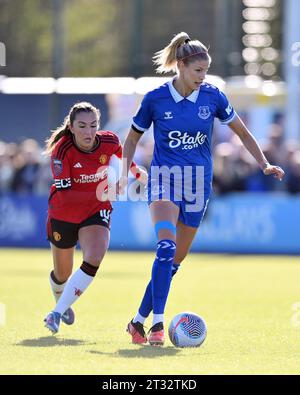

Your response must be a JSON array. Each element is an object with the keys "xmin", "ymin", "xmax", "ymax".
[{"xmin": 121, "ymin": 32, "xmax": 285, "ymax": 346}]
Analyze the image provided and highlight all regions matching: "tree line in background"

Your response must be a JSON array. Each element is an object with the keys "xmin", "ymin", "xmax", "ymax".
[{"xmin": 0, "ymin": 0, "xmax": 281, "ymax": 78}]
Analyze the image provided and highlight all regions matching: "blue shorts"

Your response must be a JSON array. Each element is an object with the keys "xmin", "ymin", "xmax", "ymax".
[{"xmin": 147, "ymin": 176, "xmax": 211, "ymax": 228}]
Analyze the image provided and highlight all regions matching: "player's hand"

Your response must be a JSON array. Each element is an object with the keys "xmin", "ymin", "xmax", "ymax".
[
  {"xmin": 118, "ymin": 175, "xmax": 128, "ymax": 195},
  {"xmin": 263, "ymin": 164, "xmax": 285, "ymax": 181}
]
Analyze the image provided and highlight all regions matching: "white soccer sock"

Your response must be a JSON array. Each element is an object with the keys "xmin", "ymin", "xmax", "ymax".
[
  {"xmin": 49, "ymin": 272, "xmax": 66, "ymax": 302},
  {"xmin": 153, "ymin": 314, "xmax": 164, "ymax": 326},
  {"xmin": 54, "ymin": 268, "xmax": 94, "ymax": 315},
  {"xmin": 133, "ymin": 312, "xmax": 146, "ymax": 325}
]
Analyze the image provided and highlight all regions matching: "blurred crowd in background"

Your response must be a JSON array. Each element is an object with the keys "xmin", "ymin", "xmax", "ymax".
[
  {"xmin": 1, "ymin": 118, "xmax": 299, "ymax": 196},
  {"xmin": 0, "ymin": 0, "xmax": 299, "ymax": 197}
]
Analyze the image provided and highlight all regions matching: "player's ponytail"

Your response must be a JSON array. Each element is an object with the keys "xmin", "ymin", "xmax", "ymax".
[
  {"xmin": 44, "ymin": 102, "xmax": 100, "ymax": 155},
  {"xmin": 153, "ymin": 32, "xmax": 211, "ymax": 74},
  {"xmin": 44, "ymin": 120, "xmax": 72, "ymax": 156}
]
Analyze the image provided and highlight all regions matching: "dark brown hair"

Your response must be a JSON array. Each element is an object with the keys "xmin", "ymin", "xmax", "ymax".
[{"xmin": 44, "ymin": 102, "xmax": 100, "ymax": 155}]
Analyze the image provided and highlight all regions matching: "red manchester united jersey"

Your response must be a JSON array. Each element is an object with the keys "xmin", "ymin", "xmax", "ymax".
[{"xmin": 48, "ymin": 131, "xmax": 138, "ymax": 223}]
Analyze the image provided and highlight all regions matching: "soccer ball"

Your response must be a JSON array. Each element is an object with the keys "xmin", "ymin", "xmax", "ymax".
[
  {"xmin": 107, "ymin": 154, "xmax": 122, "ymax": 184},
  {"xmin": 168, "ymin": 312, "xmax": 207, "ymax": 348}
]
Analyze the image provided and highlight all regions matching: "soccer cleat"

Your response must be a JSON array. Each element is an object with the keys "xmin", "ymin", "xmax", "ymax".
[
  {"xmin": 148, "ymin": 322, "xmax": 165, "ymax": 346},
  {"xmin": 126, "ymin": 320, "xmax": 147, "ymax": 344},
  {"xmin": 61, "ymin": 307, "xmax": 75, "ymax": 325},
  {"xmin": 44, "ymin": 311, "xmax": 61, "ymax": 334}
]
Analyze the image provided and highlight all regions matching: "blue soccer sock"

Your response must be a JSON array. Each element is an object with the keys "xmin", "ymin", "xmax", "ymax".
[
  {"xmin": 138, "ymin": 263, "xmax": 180, "ymax": 319},
  {"xmin": 151, "ymin": 239, "xmax": 176, "ymax": 315}
]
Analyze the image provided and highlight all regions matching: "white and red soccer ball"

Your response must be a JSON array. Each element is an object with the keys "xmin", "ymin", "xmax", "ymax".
[{"xmin": 168, "ymin": 312, "xmax": 207, "ymax": 348}]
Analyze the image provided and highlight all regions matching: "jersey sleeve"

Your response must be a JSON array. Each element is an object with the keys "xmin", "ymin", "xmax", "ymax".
[
  {"xmin": 132, "ymin": 93, "xmax": 153, "ymax": 133},
  {"xmin": 216, "ymin": 91, "xmax": 236, "ymax": 125},
  {"xmin": 50, "ymin": 151, "xmax": 71, "ymax": 191}
]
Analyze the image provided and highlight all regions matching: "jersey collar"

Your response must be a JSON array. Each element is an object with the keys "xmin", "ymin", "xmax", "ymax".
[
  {"xmin": 71, "ymin": 133, "xmax": 100, "ymax": 153},
  {"xmin": 167, "ymin": 78, "xmax": 200, "ymax": 103}
]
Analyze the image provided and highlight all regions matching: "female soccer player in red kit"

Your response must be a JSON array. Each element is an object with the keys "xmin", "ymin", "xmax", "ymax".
[{"xmin": 44, "ymin": 102, "xmax": 146, "ymax": 334}]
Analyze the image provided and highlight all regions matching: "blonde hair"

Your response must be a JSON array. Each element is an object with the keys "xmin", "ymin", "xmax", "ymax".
[
  {"xmin": 153, "ymin": 32, "xmax": 211, "ymax": 74},
  {"xmin": 44, "ymin": 102, "xmax": 100, "ymax": 155}
]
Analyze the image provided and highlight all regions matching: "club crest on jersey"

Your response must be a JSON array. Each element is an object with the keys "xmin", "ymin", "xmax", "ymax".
[
  {"xmin": 52, "ymin": 159, "xmax": 63, "ymax": 176},
  {"xmin": 99, "ymin": 154, "xmax": 108, "ymax": 165},
  {"xmin": 198, "ymin": 106, "xmax": 211, "ymax": 120}
]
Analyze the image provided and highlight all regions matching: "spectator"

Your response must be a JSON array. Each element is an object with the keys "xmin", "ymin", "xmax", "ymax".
[
  {"xmin": 10, "ymin": 139, "xmax": 41, "ymax": 194},
  {"xmin": 0, "ymin": 142, "xmax": 14, "ymax": 193},
  {"xmin": 286, "ymin": 150, "xmax": 300, "ymax": 194}
]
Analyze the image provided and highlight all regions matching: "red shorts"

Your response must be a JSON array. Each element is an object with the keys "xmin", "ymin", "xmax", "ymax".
[{"xmin": 47, "ymin": 209, "xmax": 112, "ymax": 249}]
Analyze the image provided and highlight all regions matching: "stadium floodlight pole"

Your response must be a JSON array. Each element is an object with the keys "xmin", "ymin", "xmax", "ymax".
[
  {"xmin": 214, "ymin": 0, "xmax": 231, "ymax": 77},
  {"xmin": 0, "ymin": 42, "xmax": 6, "ymax": 67},
  {"xmin": 52, "ymin": 0, "xmax": 65, "ymax": 79},
  {"xmin": 51, "ymin": 0, "xmax": 65, "ymax": 129},
  {"xmin": 130, "ymin": 0, "xmax": 143, "ymax": 78},
  {"xmin": 283, "ymin": 0, "xmax": 300, "ymax": 141}
]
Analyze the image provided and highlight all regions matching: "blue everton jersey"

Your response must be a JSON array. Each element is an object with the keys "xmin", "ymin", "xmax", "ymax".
[{"xmin": 132, "ymin": 79, "xmax": 236, "ymax": 181}]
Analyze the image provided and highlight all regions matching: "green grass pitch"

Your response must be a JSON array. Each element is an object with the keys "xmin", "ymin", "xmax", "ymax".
[{"xmin": 0, "ymin": 248, "xmax": 300, "ymax": 374}]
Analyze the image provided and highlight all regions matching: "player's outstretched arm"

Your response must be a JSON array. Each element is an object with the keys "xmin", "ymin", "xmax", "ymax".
[
  {"xmin": 228, "ymin": 115, "xmax": 285, "ymax": 181},
  {"xmin": 119, "ymin": 128, "xmax": 144, "ymax": 193}
]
